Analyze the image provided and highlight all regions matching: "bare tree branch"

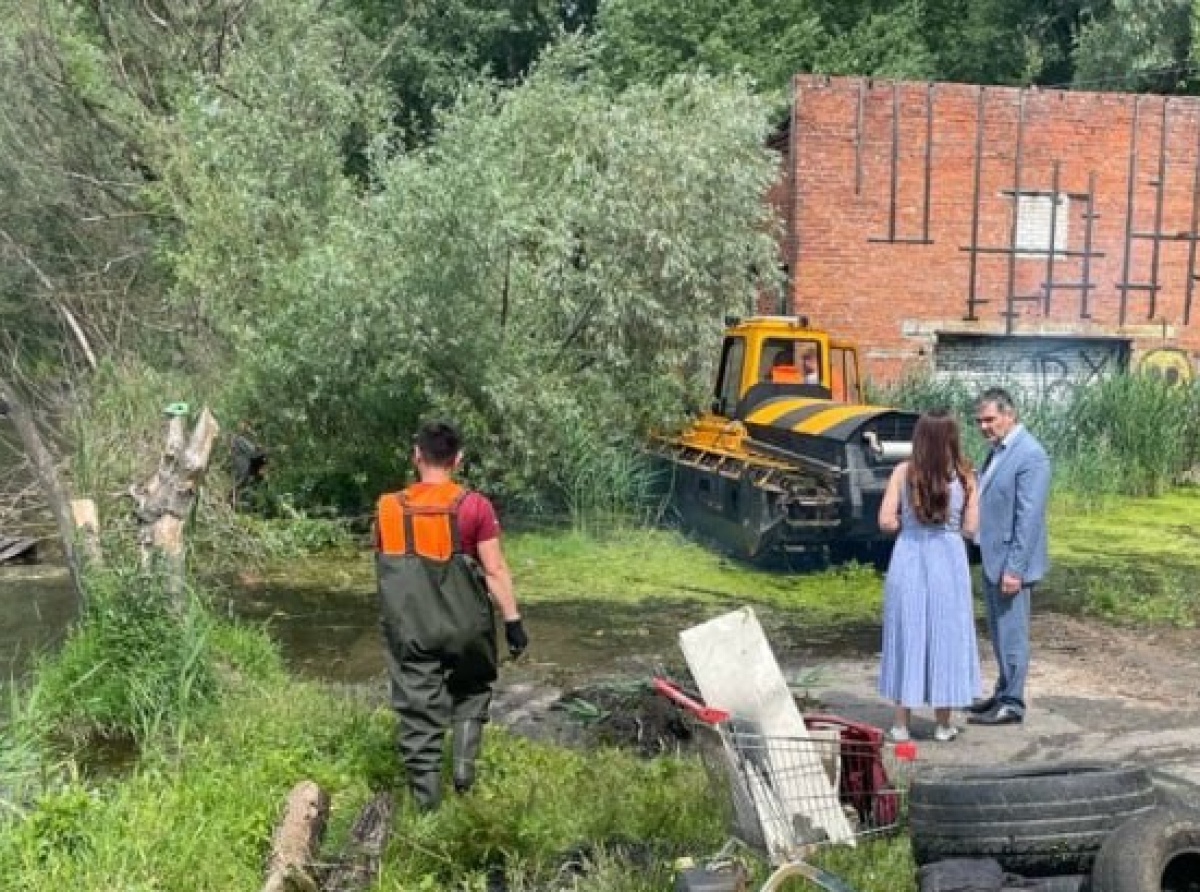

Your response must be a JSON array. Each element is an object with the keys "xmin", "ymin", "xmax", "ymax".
[{"xmin": 0, "ymin": 227, "xmax": 99, "ymax": 370}]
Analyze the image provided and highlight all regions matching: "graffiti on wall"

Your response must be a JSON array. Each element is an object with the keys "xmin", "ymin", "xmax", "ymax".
[
  {"xmin": 934, "ymin": 335, "xmax": 1129, "ymax": 402},
  {"xmin": 997, "ymin": 346, "xmax": 1117, "ymax": 401},
  {"xmin": 1138, "ymin": 348, "xmax": 1192, "ymax": 385}
]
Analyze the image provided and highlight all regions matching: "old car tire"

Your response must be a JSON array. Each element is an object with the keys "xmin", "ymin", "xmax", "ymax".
[
  {"xmin": 1091, "ymin": 806, "xmax": 1200, "ymax": 892},
  {"xmin": 1015, "ymin": 876, "xmax": 1091, "ymax": 892},
  {"xmin": 910, "ymin": 760, "xmax": 1156, "ymax": 875},
  {"xmin": 1151, "ymin": 769, "xmax": 1200, "ymax": 811}
]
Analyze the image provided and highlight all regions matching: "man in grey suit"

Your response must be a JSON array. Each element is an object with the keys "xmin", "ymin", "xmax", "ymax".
[{"xmin": 967, "ymin": 387, "xmax": 1051, "ymax": 726}]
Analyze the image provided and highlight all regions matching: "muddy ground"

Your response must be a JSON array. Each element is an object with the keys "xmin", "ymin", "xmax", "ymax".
[{"xmin": 493, "ymin": 609, "xmax": 1200, "ymax": 788}]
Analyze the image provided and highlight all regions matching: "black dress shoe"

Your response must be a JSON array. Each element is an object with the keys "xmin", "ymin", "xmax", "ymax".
[
  {"xmin": 964, "ymin": 697, "xmax": 997, "ymax": 715},
  {"xmin": 967, "ymin": 704, "xmax": 1024, "ymax": 725}
]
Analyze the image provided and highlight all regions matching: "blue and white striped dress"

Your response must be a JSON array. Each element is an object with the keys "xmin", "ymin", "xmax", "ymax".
[{"xmin": 878, "ymin": 476, "xmax": 982, "ymax": 708}]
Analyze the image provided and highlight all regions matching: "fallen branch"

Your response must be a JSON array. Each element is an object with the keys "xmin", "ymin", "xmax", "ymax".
[
  {"xmin": 0, "ymin": 372, "xmax": 85, "ymax": 609},
  {"xmin": 262, "ymin": 781, "xmax": 330, "ymax": 892},
  {"xmin": 321, "ymin": 792, "xmax": 395, "ymax": 892},
  {"xmin": 260, "ymin": 784, "xmax": 395, "ymax": 892}
]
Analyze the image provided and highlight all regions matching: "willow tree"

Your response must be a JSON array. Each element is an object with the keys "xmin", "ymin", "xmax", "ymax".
[{"xmin": 166, "ymin": 37, "xmax": 782, "ymax": 514}]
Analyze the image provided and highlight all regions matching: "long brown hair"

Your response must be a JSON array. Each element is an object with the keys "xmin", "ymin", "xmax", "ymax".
[{"xmin": 907, "ymin": 409, "xmax": 974, "ymax": 525}]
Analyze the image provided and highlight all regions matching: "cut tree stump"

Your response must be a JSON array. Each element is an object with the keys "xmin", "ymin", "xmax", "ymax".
[
  {"xmin": 129, "ymin": 407, "xmax": 219, "ymax": 601},
  {"xmin": 70, "ymin": 498, "xmax": 101, "ymax": 565},
  {"xmin": 262, "ymin": 781, "xmax": 330, "ymax": 892}
]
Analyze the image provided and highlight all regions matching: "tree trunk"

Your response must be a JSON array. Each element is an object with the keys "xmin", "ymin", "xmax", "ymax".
[
  {"xmin": 261, "ymin": 781, "xmax": 330, "ymax": 892},
  {"xmin": 0, "ymin": 374, "xmax": 86, "ymax": 611},
  {"xmin": 321, "ymin": 792, "xmax": 395, "ymax": 892},
  {"xmin": 130, "ymin": 407, "xmax": 220, "ymax": 603}
]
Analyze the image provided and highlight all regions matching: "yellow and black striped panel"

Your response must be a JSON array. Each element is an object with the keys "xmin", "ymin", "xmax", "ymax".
[{"xmin": 744, "ymin": 396, "xmax": 901, "ymax": 442}]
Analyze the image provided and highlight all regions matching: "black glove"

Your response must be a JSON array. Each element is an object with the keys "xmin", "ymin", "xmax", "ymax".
[{"xmin": 504, "ymin": 618, "xmax": 528, "ymax": 658}]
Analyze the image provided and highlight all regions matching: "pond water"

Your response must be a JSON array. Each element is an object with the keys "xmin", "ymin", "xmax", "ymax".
[{"xmin": 0, "ymin": 559, "xmax": 884, "ymax": 688}]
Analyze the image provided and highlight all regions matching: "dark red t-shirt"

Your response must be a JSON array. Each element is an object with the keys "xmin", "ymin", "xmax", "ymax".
[{"xmin": 455, "ymin": 490, "xmax": 500, "ymax": 559}]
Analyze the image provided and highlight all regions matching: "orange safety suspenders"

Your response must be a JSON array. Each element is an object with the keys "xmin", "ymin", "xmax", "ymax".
[{"xmin": 375, "ymin": 484, "xmax": 468, "ymax": 560}]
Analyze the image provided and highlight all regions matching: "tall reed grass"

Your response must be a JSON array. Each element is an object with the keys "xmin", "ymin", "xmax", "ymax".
[
  {"xmin": 556, "ymin": 427, "xmax": 662, "ymax": 533},
  {"xmin": 875, "ymin": 369, "xmax": 1200, "ymax": 502}
]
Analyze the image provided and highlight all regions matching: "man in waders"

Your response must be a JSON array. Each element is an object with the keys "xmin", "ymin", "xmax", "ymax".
[{"xmin": 374, "ymin": 420, "xmax": 528, "ymax": 809}]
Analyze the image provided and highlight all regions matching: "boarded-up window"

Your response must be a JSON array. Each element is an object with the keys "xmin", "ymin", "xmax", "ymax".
[{"xmin": 1014, "ymin": 193, "xmax": 1069, "ymax": 256}]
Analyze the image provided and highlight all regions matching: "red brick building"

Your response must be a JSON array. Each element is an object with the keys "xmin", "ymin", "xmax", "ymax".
[{"xmin": 772, "ymin": 75, "xmax": 1200, "ymax": 393}]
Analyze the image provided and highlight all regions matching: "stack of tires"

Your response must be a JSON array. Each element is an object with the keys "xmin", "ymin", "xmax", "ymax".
[{"xmin": 909, "ymin": 760, "xmax": 1200, "ymax": 891}]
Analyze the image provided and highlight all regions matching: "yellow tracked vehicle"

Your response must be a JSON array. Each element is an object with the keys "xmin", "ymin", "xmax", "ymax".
[{"xmin": 651, "ymin": 316, "xmax": 919, "ymax": 562}]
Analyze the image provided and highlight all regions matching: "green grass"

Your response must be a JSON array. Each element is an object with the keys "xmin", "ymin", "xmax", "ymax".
[
  {"xmin": 508, "ymin": 527, "xmax": 884, "ymax": 619},
  {"xmin": 0, "ymin": 669, "xmax": 743, "ymax": 891},
  {"xmin": 1045, "ymin": 488, "xmax": 1200, "ymax": 626},
  {"xmin": 1, "ymin": 667, "xmax": 915, "ymax": 891},
  {"xmin": 242, "ymin": 490, "xmax": 1200, "ymax": 633}
]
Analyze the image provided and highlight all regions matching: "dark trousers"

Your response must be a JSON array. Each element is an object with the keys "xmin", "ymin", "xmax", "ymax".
[{"xmin": 383, "ymin": 633, "xmax": 493, "ymax": 778}]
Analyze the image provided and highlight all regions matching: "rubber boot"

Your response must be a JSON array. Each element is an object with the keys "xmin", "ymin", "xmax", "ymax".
[
  {"xmin": 451, "ymin": 719, "xmax": 484, "ymax": 794},
  {"xmin": 409, "ymin": 770, "xmax": 443, "ymax": 811}
]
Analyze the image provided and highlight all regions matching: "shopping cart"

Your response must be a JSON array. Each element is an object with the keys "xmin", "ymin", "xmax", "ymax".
[{"xmin": 653, "ymin": 678, "xmax": 917, "ymax": 892}]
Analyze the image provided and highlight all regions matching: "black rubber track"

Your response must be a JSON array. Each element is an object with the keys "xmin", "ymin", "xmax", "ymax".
[
  {"xmin": 1091, "ymin": 806, "xmax": 1200, "ymax": 892},
  {"xmin": 910, "ymin": 760, "xmax": 1156, "ymax": 875}
]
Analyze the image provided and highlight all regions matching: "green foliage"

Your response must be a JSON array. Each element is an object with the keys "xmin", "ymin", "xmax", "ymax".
[
  {"xmin": 597, "ymin": 0, "xmax": 828, "ymax": 95},
  {"xmin": 813, "ymin": 0, "xmax": 939, "ymax": 78},
  {"xmin": 349, "ymin": 0, "xmax": 600, "ymax": 144},
  {"xmin": 595, "ymin": 0, "xmax": 1199, "ymax": 97},
  {"xmin": 392, "ymin": 737, "xmax": 718, "ymax": 887},
  {"xmin": 8, "ymin": 782, "xmax": 97, "ymax": 867},
  {"xmin": 557, "ymin": 427, "xmax": 662, "ymax": 531},
  {"xmin": 1043, "ymin": 372, "xmax": 1200, "ymax": 499},
  {"xmin": 29, "ymin": 566, "xmax": 219, "ymax": 743},
  {"xmin": 180, "ymin": 37, "xmax": 782, "ymax": 516},
  {"xmin": 1073, "ymin": 0, "xmax": 1193, "ymax": 92}
]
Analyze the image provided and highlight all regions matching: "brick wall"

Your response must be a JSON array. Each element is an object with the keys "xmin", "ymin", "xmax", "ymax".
[{"xmin": 781, "ymin": 76, "xmax": 1200, "ymax": 384}]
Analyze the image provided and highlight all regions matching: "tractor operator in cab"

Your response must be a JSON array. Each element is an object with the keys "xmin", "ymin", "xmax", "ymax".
[{"xmin": 768, "ymin": 343, "xmax": 820, "ymax": 385}]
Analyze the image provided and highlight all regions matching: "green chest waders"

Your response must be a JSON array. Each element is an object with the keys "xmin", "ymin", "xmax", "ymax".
[{"xmin": 376, "ymin": 492, "xmax": 497, "ymax": 808}]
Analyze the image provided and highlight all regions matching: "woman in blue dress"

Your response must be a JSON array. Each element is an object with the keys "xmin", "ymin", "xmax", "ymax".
[{"xmin": 877, "ymin": 409, "xmax": 981, "ymax": 743}]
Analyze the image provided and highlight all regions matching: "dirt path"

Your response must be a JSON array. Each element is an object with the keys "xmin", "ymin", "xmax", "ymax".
[{"xmin": 493, "ymin": 609, "xmax": 1200, "ymax": 786}]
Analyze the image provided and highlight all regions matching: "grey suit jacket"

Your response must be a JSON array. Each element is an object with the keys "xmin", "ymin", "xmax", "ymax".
[{"xmin": 978, "ymin": 425, "xmax": 1052, "ymax": 586}]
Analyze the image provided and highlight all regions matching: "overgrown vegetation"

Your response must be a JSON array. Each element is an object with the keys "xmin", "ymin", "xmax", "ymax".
[
  {"xmin": 876, "ymin": 368, "xmax": 1200, "ymax": 503},
  {"xmin": 0, "ymin": 608, "xmax": 915, "ymax": 891},
  {"xmin": 5, "ymin": 2, "xmax": 1200, "ymax": 890}
]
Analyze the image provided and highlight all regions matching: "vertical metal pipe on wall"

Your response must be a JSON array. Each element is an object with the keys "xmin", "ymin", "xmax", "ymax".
[
  {"xmin": 1119, "ymin": 95, "xmax": 1141, "ymax": 327},
  {"xmin": 1186, "ymin": 108, "xmax": 1200, "ymax": 325},
  {"xmin": 1004, "ymin": 90, "xmax": 1026, "ymax": 335},
  {"xmin": 965, "ymin": 87, "xmax": 985, "ymax": 321},
  {"xmin": 1148, "ymin": 98, "xmax": 1170, "ymax": 320},
  {"xmin": 1043, "ymin": 161, "xmax": 1061, "ymax": 315}
]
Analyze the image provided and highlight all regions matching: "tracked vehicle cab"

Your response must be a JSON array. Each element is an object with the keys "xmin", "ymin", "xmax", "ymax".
[{"xmin": 651, "ymin": 315, "xmax": 918, "ymax": 562}]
